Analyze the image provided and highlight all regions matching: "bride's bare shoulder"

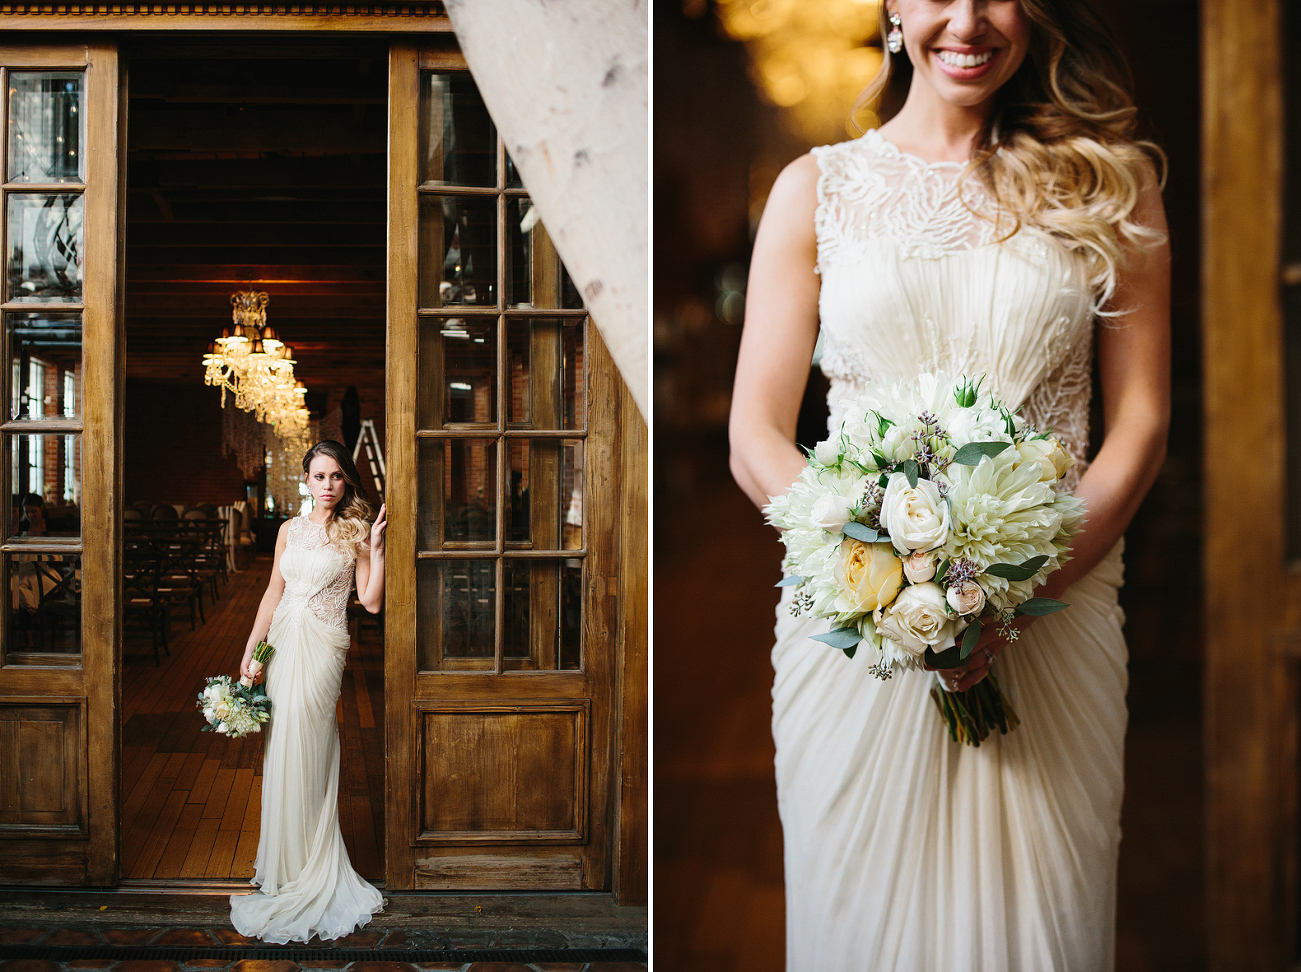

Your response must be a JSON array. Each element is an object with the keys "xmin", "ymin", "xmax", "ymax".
[{"xmin": 759, "ymin": 153, "xmax": 820, "ymax": 238}]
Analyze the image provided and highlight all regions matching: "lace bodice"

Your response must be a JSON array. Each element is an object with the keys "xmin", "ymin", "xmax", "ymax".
[
  {"xmin": 277, "ymin": 515, "xmax": 355, "ymax": 632},
  {"xmin": 812, "ymin": 129, "xmax": 1095, "ymax": 490}
]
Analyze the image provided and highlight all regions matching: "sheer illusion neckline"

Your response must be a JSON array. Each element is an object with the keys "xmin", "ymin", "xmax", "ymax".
[{"xmin": 865, "ymin": 128, "xmax": 968, "ymax": 172}]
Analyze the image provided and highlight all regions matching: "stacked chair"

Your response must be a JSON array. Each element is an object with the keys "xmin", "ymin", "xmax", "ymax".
[{"xmin": 121, "ymin": 504, "xmax": 230, "ymax": 665}]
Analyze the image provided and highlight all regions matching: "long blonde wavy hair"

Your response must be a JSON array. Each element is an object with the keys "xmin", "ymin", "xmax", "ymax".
[
  {"xmin": 857, "ymin": 0, "xmax": 1166, "ymax": 310},
  {"xmin": 302, "ymin": 440, "xmax": 375, "ymax": 551}
]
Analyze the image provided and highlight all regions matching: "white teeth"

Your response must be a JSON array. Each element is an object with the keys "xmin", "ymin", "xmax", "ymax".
[{"xmin": 937, "ymin": 49, "xmax": 993, "ymax": 68}]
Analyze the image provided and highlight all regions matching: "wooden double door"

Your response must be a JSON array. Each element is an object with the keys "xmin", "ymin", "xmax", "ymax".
[{"xmin": 0, "ymin": 37, "xmax": 643, "ymax": 896}]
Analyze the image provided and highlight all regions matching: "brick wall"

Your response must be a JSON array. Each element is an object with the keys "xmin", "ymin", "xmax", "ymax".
[{"xmin": 125, "ymin": 381, "xmax": 249, "ymax": 507}]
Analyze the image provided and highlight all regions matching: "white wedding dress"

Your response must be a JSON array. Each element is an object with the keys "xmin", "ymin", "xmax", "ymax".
[
  {"xmin": 772, "ymin": 129, "xmax": 1129, "ymax": 970},
  {"xmin": 230, "ymin": 515, "xmax": 384, "ymax": 943}
]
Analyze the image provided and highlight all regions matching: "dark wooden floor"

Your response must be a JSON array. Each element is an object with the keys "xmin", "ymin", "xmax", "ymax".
[
  {"xmin": 120, "ymin": 555, "xmax": 385, "ymax": 881},
  {"xmin": 655, "ymin": 454, "xmax": 1203, "ymax": 972}
]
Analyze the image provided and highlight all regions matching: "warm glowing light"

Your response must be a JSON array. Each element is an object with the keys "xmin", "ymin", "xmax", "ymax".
[
  {"xmin": 714, "ymin": 0, "xmax": 884, "ymax": 143},
  {"xmin": 202, "ymin": 291, "xmax": 311, "ymax": 434}
]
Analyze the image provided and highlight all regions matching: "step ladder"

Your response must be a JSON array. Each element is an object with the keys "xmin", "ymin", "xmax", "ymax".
[{"xmin": 352, "ymin": 418, "xmax": 386, "ymax": 499}]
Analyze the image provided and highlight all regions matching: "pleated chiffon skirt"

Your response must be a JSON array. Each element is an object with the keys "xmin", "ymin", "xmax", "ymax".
[
  {"xmin": 772, "ymin": 542, "xmax": 1128, "ymax": 972},
  {"xmin": 229, "ymin": 604, "xmax": 384, "ymax": 944}
]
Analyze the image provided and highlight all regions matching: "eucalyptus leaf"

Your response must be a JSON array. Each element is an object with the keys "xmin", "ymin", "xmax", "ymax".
[
  {"xmin": 952, "ymin": 440, "xmax": 1011, "ymax": 466},
  {"xmin": 810, "ymin": 627, "xmax": 863, "ymax": 651},
  {"xmin": 775, "ymin": 575, "xmax": 805, "ymax": 587},
  {"xmin": 959, "ymin": 620, "xmax": 983, "ymax": 659},
  {"xmin": 841, "ymin": 522, "xmax": 879, "ymax": 542},
  {"xmin": 924, "ymin": 643, "xmax": 965, "ymax": 670},
  {"xmin": 900, "ymin": 458, "xmax": 919, "ymax": 487},
  {"xmin": 984, "ymin": 555, "xmax": 1049, "ymax": 581},
  {"xmin": 1016, "ymin": 597, "xmax": 1069, "ymax": 617}
]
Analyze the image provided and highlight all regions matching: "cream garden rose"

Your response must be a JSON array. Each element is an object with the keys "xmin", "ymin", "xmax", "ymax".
[
  {"xmin": 834, "ymin": 539, "xmax": 903, "ymax": 613},
  {"xmin": 903, "ymin": 549, "xmax": 937, "ymax": 584},
  {"xmin": 873, "ymin": 582, "xmax": 961, "ymax": 657},
  {"xmin": 880, "ymin": 473, "xmax": 951, "ymax": 553},
  {"xmin": 1015, "ymin": 436, "xmax": 1075, "ymax": 483},
  {"xmin": 946, "ymin": 580, "xmax": 986, "ymax": 617}
]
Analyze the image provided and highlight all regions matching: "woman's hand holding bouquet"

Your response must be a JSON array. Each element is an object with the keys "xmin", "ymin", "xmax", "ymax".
[{"xmin": 764, "ymin": 372, "xmax": 1086, "ymax": 746}]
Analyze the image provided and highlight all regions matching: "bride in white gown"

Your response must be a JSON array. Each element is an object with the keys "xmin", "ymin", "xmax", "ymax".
[
  {"xmin": 729, "ymin": 1, "xmax": 1170, "ymax": 969},
  {"xmin": 229, "ymin": 440, "xmax": 387, "ymax": 943}
]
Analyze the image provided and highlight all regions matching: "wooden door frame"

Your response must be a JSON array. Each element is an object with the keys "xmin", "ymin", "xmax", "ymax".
[
  {"xmin": 1203, "ymin": 0, "xmax": 1294, "ymax": 967},
  {"xmin": 385, "ymin": 39, "xmax": 645, "ymax": 902},
  {"xmin": 0, "ymin": 40, "xmax": 124, "ymax": 886}
]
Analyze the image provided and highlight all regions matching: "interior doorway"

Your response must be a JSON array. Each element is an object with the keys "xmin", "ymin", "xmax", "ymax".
[{"xmin": 117, "ymin": 42, "xmax": 388, "ymax": 884}]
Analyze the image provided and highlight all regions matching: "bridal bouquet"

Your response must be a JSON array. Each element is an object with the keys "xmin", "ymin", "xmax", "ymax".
[
  {"xmin": 197, "ymin": 674, "xmax": 271, "ymax": 738},
  {"xmin": 764, "ymin": 373, "xmax": 1086, "ymax": 746}
]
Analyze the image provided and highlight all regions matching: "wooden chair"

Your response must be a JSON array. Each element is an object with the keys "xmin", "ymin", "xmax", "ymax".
[
  {"xmin": 32, "ymin": 558, "xmax": 80, "ymax": 653},
  {"xmin": 123, "ymin": 541, "xmax": 169, "ymax": 666},
  {"xmin": 155, "ymin": 535, "xmax": 205, "ymax": 631}
]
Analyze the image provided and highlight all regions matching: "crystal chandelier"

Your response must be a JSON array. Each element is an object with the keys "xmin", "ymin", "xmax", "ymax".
[{"xmin": 203, "ymin": 291, "xmax": 310, "ymax": 433}]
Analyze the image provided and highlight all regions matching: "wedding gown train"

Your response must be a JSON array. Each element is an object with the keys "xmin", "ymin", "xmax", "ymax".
[
  {"xmin": 771, "ymin": 129, "xmax": 1129, "ymax": 971},
  {"xmin": 229, "ymin": 515, "xmax": 384, "ymax": 944}
]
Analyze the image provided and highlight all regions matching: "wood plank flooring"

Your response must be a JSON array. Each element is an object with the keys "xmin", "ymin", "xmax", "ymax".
[{"xmin": 121, "ymin": 555, "xmax": 385, "ymax": 881}]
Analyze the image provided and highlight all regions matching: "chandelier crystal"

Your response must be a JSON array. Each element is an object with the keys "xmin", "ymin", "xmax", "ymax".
[{"xmin": 203, "ymin": 291, "xmax": 310, "ymax": 435}]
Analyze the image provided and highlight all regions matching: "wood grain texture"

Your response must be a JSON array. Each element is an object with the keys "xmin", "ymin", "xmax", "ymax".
[
  {"xmin": 413, "ymin": 851, "xmax": 583, "ymax": 890},
  {"xmin": 413, "ymin": 702, "xmax": 586, "ymax": 841},
  {"xmin": 384, "ymin": 39, "xmax": 421, "ymax": 891},
  {"xmin": 83, "ymin": 39, "xmax": 124, "ymax": 887},
  {"xmin": 0, "ymin": 40, "xmax": 118, "ymax": 887},
  {"xmin": 0, "ymin": 4, "xmax": 455, "ymax": 32},
  {"xmin": 1202, "ymin": 0, "xmax": 1288, "ymax": 968},
  {"xmin": 614, "ymin": 380, "xmax": 647, "ymax": 905},
  {"xmin": 0, "ymin": 701, "xmax": 85, "ymax": 834},
  {"xmin": 580, "ymin": 322, "xmax": 620, "ymax": 892}
]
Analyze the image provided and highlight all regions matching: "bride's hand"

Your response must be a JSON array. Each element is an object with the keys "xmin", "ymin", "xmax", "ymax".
[
  {"xmin": 944, "ymin": 615, "xmax": 1037, "ymax": 692},
  {"xmin": 239, "ymin": 650, "xmax": 262, "ymax": 684},
  {"xmin": 370, "ymin": 504, "xmax": 387, "ymax": 552}
]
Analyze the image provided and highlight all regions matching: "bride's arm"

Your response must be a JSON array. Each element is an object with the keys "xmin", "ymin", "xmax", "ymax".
[
  {"xmin": 354, "ymin": 503, "xmax": 386, "ymax": 614},
  {"xmin": 238, "ymin": 521, "xmax": 289, "ymax": 682},
  {"xmin": 955, "ymin": 170, "xmax": 1172, "ymax": 691},
  {"xmin": 729, "ymin": 153, "xmax": 823, "ymax": 510}
]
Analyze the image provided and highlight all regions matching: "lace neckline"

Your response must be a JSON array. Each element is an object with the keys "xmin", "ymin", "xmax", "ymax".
[{"xmin": 864, "ymin": 128, "xmax": 967, "ymax": 172}]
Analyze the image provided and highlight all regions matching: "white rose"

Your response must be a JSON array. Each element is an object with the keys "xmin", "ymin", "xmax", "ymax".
[
  {"xmin": 879, "ymin": 473, "xmax": 950, "ymax": 553},
  {"xmin": 945, "ymin": 406, "xmax": 1009, "ymax": 445},
  {"xmin": 813, "ymin": 438, "xmax": 842, "ymax": 466},
  {"xmin": 902, "ymin": 549, "xmax": 937, "ymax": 584},
  {"xmin": 810, "ymin": 492, "xmax": 857, "ymax": 533},
  {"xmin": 946, "ymin": 580, "xmax": 987, "ymax": 616},
  {"xmin": 1015, "ymin": 436, "xmax": 1075, "ymax": 483},
  {"xmin": 873, "ymin": 582, "xmax": 961, "ymax": 657}
]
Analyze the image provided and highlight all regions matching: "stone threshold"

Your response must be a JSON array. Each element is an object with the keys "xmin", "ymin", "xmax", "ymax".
[{"xmin": 0, "ymin": 887, "xmax": 648, "ymax": 954}]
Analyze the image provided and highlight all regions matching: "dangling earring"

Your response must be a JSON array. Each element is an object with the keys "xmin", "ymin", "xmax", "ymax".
[{"xmin": 886, "ymin": 12, "xmax": 903, "ymax": 54}]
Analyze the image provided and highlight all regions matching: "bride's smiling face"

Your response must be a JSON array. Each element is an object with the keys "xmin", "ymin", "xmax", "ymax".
[
  {"xmin": 305, "ymin": 455, "xmax": 347, "ymax": 513},
  {"xmin": 888, "ymin": 0, "xmax": 1032, "ymax": 110}
]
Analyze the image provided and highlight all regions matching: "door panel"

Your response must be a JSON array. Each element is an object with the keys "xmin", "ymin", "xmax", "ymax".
[
  {"xmin": 386, "ymin": 41, "xmax": 619, "ymax": 891},
  {"xmin": 0, "ymin": 42, "xmax": 122, "ymax": 886}
]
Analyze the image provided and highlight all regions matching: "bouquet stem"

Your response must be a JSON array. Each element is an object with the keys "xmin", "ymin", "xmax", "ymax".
[
  {"xmin": 929, "ymin": 673, "xmax": 1020, "ymax": 747},
  {"xmin": 239, "ymin": 640, "xmax": 275, "ymax": 688}
]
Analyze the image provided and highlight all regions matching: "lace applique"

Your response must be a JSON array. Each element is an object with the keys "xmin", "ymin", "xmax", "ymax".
[
  {"xmin": 285, "ymin": 516, "xmax": 355, "ymax": 632},
  {"xmin": 812, "ymin": 129, "xmax": 1005, "ymax": 271},
  {"xmin": 1020, "ymin": 330, "xmax": 1094, "ymax": 493},
  {"xmin": 812, "ymin": 128, "xmax": 1097, "ymax": 489}
]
